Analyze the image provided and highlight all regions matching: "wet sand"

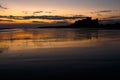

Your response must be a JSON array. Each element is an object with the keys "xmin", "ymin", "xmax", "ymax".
[
  {"xmin": 0, "ymin": 29, "xmax": 120, "ymax": 79},
  {"xmin": 0, "ymin": 45, "xmax": 120, "ymax": 79}
]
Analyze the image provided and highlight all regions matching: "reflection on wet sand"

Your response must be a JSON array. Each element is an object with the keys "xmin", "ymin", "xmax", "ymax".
[
  {"xmin": 0, "ymin": 29, "xmax": 98, "ymax": 51},
  {"xmin": 0, "ymin": 29, "xmax": 98, "ymax": 40},
  {"xmin": 0, "ymin": 29, "xmax": 120, "ymax": 53}
]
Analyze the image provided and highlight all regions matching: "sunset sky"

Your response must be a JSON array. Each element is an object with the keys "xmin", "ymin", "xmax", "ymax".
[{"xmin": 0, "ymin": 0, "xmax": 120, "ymax": 27}]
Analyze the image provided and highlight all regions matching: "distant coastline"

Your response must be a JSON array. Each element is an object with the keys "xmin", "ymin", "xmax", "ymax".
[{"xmin": 38, "ymin": 17, "xmax": 120, "ymax": 29}]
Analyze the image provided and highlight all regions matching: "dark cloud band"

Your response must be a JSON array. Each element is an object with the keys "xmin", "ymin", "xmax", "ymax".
[
  {"xmin": 91, "ymin": 10, "xmax": 113, "ymax": 14},
  {"xmin": 23, "ymin": 15, "xmax": 87, "ymax": 20},
  {"xmin": 0, "ymin": 4, "xmax": 7, "ymax": 9}
]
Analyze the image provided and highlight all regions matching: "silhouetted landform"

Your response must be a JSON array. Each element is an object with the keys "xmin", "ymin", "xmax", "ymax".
[
  {"xmin": 70, "ymin": 17, "xmax": 99, "ymax": 28},
  {"xmin": 38, "ymin": 17, "xmax": 120, "ymax": 29},
  {"xmin": 99, "ymin": 23, "xmax": 120, "ymax": 29}
]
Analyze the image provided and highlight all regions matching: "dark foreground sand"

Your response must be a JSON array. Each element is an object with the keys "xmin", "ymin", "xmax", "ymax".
[{"xmin": 0, "ymin": 45, "xmax": 120, "ymax": 79}]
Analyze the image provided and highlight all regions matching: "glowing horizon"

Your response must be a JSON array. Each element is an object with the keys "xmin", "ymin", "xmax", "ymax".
[{"xmin": 0, "ymin": 0, "xmax": 120, "ymax": 25}]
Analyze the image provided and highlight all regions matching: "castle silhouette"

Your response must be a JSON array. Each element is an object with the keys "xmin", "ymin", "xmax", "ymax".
[
  {"xmin": 38, "ymin": 17, "xmax": 120, "ymax": 29},
  {"xmin": 70, "ymin": 17, "xmax": 99, "ymax": 28}
]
